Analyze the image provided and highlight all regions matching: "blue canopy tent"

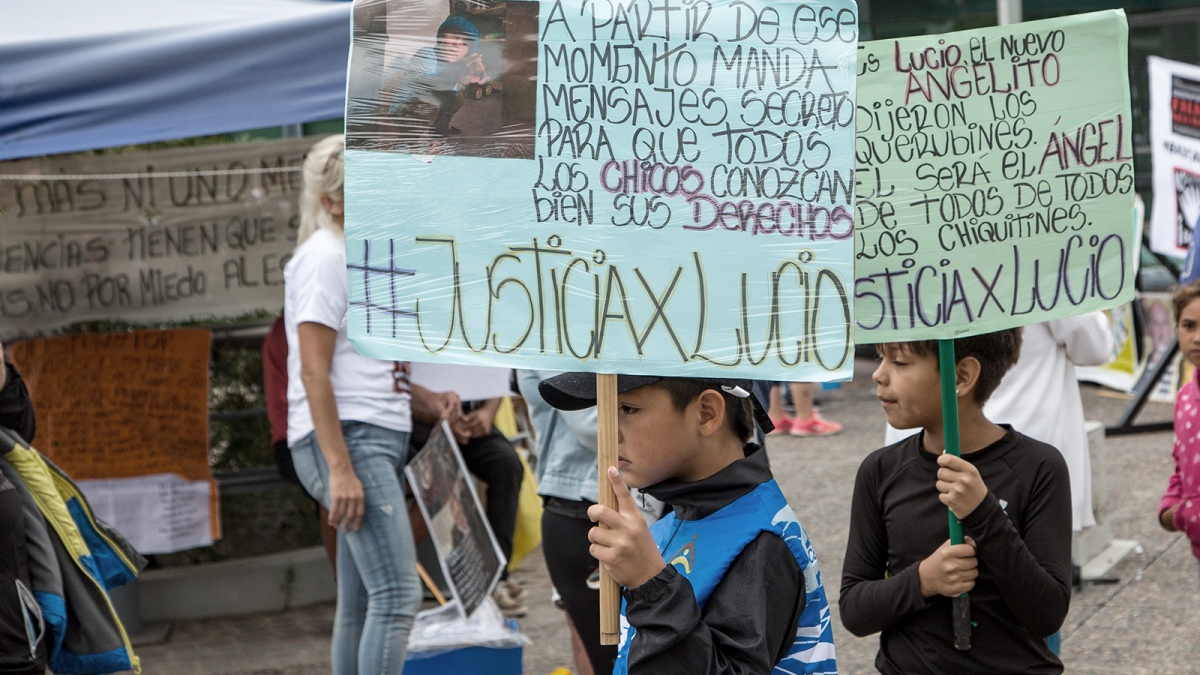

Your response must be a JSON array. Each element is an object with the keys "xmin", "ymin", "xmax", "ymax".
[{"xmin": 0, "ymin": 0, "xmax": 352, "ymax": 161}]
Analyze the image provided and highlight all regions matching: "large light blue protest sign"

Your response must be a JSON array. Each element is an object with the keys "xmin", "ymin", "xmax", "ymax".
[{"xmin": 344, "ymin": 0, "xmax": 858, "ymax": 380}]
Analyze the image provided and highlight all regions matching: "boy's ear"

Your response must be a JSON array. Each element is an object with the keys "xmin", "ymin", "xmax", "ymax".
[
  {"xmin": 955, "ymin": 356, "xmax": 983, "ymax": 401},
  {"xmin": 695, "ymin": 389, "xmax": 727, "ymax": 437}
]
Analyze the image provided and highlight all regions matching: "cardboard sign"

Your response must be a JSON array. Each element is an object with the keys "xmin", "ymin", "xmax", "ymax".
[
  {"xmin": 10, "ymin": 329, "xmax": 211, "ymax": 480},
  {"xmin": 405, "ymin": 421, "xmax": 504, "ymax": 618},
  {"xmin": 854, "ymin": 11, "xmax": 1136, "ymax": 342},
  {"xmin": 0, "ymin": 137, "xmax": 317, "ymax": 338},
  {"xmin": 9, "ymin": 329, "xmax": 219, "ymax": 553},
  {"xmin": 345, "ymin": 0, "xmax": 859, "ymax": 381}
]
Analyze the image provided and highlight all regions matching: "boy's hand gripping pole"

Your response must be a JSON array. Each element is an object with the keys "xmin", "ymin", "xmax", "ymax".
[
  {"xmin": 597, "ymin": 373, "xmax": 621, "ymax": 645},
  {"xmin": 938, "ymin": 340, "xmax": 972, "ymax": 651}
]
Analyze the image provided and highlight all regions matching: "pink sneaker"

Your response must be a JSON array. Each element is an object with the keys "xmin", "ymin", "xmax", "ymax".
[
  {"xmin": 789, "ymin": 413, "xmax": 843, "ymax": 437},
  {"xmin": 768, "ymin": 417, "xmax": 793, "ymax": 435}
]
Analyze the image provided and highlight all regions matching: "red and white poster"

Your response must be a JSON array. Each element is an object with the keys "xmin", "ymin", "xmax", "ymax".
[{"xmin": 1149, "ymin": 56, "xmax": 1200, "ymax": 258}]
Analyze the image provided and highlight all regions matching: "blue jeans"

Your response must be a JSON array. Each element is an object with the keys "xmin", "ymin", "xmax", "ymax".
[{"xmin": 292, "ymin": 421, "xmax": 422, "ymax": 675}]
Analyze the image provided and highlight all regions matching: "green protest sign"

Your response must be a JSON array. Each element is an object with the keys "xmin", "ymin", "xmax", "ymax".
[{"xmin": 853, "ymin": 10, "xmax": 1135, "ymax": 342}]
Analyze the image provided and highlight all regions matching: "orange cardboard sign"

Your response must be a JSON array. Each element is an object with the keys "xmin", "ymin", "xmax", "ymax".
[{"xmin": 10, "ymin": 329, "xmax": 211, "ymax": 481}]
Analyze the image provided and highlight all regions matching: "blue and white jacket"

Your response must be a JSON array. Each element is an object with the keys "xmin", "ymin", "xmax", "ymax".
[
  {"xmin": 614, "ymin": 446, "xmax": 837, "ymax": 674},
  {"xmin": 0, "ymin": 427, "xmax": 144, "ymax": 674}
]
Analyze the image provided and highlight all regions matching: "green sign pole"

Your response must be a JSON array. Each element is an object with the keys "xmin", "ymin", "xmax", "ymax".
[{"xmin": 938, "ymin": 340, "xmax": 972, "ymax": 650}]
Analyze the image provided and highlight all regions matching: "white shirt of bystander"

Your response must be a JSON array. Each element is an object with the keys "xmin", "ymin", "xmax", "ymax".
[{"xmin": 283, "ymin": 227, "xmax": 412, "ymax": 445}]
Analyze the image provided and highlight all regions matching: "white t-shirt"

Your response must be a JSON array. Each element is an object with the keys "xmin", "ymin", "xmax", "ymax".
[
  {"xmin": 884, "ymin": 313, "xmax": 1114, "ymax": 531},
  {"xmin": 283, "ymin": 227, "xmax": 412, "ymax": 445}
]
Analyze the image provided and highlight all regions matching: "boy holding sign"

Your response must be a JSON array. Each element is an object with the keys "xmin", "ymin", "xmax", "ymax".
[
  {"xmin": 538, "ymin": 373, "xmax": 837, "ymax": 675},
  {"xmin": 840, "ymin": 330, "xmax": 1073, "ymax": 673}
]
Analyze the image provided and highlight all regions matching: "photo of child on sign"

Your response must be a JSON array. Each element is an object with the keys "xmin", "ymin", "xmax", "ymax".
[
  {"xmin": 346, "ymin": 0, "xmax": 538, "ymax": 158},
  {"xmin": 405, "ymin": 420, "xmax": 504, "ymax": 617}
]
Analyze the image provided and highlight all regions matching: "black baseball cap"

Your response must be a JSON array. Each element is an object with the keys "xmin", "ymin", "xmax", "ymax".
[{"xmin": 537, "ymin": 373, "xmax": 774, "ymax": 434}]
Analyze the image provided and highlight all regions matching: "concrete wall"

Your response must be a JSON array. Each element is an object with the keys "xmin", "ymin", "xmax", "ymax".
[{"xmin": 134, "ymin": 546, "xmax": 335, "ymax": 623}]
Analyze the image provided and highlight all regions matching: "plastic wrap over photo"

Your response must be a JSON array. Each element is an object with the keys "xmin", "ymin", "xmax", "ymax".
[
  {"xmin": 345, "ymin": 0, "xmax": 860, "ymax": 383},
  {"xmin": 348, "ymin": 0, "xmax": 538, "ymax": 157}
]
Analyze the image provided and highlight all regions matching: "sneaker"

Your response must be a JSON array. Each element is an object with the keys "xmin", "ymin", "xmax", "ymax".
[
  {"xmin": 586, "ymin": 567, "xmax": 601, "ymax": 590},
  {"xmin": 503, "ymin": 578, "xmax": 527, "ymax": 602},
  {"xmin": 768, "ymin": 417, "xmax": 793, "ymax": 435},
  {"xmin": 789, "ymin": 412, "xmax": 843, "ymax": 437},
  {"xmin": 493, "ymin": 584, "xmax": 528, "ymax": 618}
]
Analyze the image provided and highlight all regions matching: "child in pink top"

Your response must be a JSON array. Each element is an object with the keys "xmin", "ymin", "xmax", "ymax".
[{"xmin": 1159, "ymin": 280, "xmax": 1200, "ymax": 562}]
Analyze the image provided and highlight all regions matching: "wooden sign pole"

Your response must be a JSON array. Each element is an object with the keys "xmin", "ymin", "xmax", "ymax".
[{"xmin": 596, "ymin": 373, "xmax": 621, "ymax": 645}]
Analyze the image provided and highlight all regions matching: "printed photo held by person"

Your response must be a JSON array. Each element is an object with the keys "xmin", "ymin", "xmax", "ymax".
[{"xmin": 538, "ymin": 373, "xmax": 838, "ymax": 675}]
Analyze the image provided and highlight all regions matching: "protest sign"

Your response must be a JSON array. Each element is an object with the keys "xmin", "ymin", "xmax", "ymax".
[
  {"xmin": 854, "ymin": 11, "xmax": 1135, "ymax": 342},
  {"xmin": 345, "ymin": 0, "xmax": 859, "ymax": 382},
  {"xmin": 0, "ymin": 137, "xmax": 316, "ymax": 338},
  {"xmin": 9, "ymin": 329, "xmax": 219, "ymax": 554},
  {"xmin": 1139, "ymin": 291, "xmax": 1180, "ymax": 403},
  {"xmin": 1148, "ymin": 56, "xmax": 1200, "ymax": 259},
  {"xmin": 1074, "ymin": 304, "xmax": 1137, "ymax": 392},
  {"xmin": 405, "ymin": 421, "xmax": 505, "ymax": 618}
]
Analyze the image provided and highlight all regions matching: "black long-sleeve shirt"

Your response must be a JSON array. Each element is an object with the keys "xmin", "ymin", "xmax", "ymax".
[
  {"xmin": 623, "ymin": 445, "xmax": 805, "ymax": 674},
  {"xmin": 0, "ymin": 363, "xmax": 35, "ymax": 442},
  {"xmin": 840, "ymin": 428, "xmax": 1072, "ymax": 674}
]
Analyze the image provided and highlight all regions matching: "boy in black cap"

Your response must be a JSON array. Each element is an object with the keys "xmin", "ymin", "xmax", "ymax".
[{"xmin": 537, "ymin": 374, "xmax": 838, "ymax": 675}]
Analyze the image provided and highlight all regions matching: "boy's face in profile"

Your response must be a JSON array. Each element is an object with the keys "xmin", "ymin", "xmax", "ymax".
[
  {"xmin": 616, "ymin": 385, "xmax": 702, "ymax": 489},
  {"xmin": 436, "ymin": 33, "xmax": 470, "ymax": 63},
  {"xmin": 873, "ymin": 344, "xmax": 943, "ymax": 431}
]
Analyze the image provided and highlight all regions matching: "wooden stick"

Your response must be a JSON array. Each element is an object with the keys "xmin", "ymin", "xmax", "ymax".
[
  {"xmin": 596, "ymin": 373, "xmax": 621, "ymax": 645},
  {"xmin": 416, "ymin": 562, "xmax": 447, "ymax": 606}
]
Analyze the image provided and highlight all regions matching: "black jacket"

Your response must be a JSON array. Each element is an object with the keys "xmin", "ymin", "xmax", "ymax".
[
  {"xmin": 622, "ymin": 445, "xmax": 805, "ymax": 674},
  {"xmin": 0, "ymin": 363, "xmax": 34, "ymax": 442},
  {"xmin": 0, "ymin": 360, "xmax": 44, "ymax": 674},
  {"xmin": 840, "ymin": 428, "xmax": 1072, "ymax": 674}
]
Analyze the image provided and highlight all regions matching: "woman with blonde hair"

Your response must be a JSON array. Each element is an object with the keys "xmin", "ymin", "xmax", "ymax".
[{"xmin": 284, "ymin": 134, "xmax": 451, "ymax": 673}]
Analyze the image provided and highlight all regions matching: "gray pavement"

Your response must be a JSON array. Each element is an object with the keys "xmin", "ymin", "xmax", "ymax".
[{"xmin": 132, "ymin": 356, "xmax": 1200, "ymax": 673}]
